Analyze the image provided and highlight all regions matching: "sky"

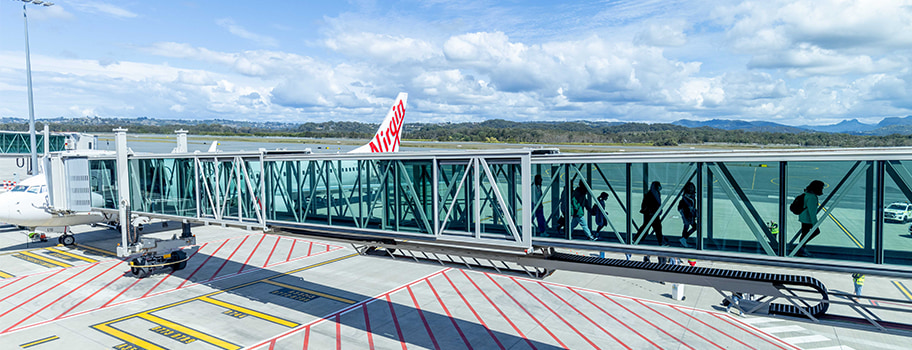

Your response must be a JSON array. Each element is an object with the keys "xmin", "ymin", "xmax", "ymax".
[{"xmin": 0, "ymin": 0, "xmax": 910, "ymax": 126}]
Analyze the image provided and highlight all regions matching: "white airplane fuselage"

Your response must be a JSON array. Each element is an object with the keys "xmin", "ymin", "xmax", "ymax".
[{"xmin": 0, "ymin": 175, "xmax": 104, "ymax": 228}]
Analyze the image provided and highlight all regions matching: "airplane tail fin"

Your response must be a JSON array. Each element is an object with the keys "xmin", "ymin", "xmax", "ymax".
[
  {"xmin": 207, "ymin": 141, "xmax": 219, "ymax": 153},
  {"xmin": 350, "ymin": 93, "xmax": 407, "ymax": 153}
]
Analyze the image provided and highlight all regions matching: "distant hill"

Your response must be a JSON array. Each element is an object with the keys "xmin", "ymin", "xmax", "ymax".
[
  {"xmin": 801, "ymin": 119, "xmax": 879, "ymax": 133},
  {"xmin": 673, "ymin": 119, "xmax": 808, "ymax": 133}
]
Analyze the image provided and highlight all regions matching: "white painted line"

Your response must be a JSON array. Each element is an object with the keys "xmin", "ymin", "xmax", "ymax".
[
  {"xmin": 740, "ymin": 317, "xmax": 780, "ymax": 325},
  {"xmin": 813, "ymin": 346, "xmax": 855, "ymax": 350},
  {"xmin": 759, "ymin": 325, "xmax": 805, "ymax": 333},
  {"xmin": 782, "ymin": 335, "xmax": 830, "ymax": 344}
]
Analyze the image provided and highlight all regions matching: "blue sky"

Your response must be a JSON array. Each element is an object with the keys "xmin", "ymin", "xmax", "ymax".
[{"xmin": 0, "ymin": 0, "xmax": 910, "ymax": 126}]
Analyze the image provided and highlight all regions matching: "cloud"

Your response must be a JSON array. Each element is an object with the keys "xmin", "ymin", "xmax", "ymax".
[
  {"xmin": 67, "ymin": 0, "xmax": 137, "ymax": 19},
  {"xmin": 324, "ymin": 32, "xmax": 439, "ymax": 64},
  {"xmin": 634, "ymin": 21, "xmax": 688, "ymax": 47},
  {"xmin": 216, "ymin": 18, "xmax": 279, "ymax": 47}
]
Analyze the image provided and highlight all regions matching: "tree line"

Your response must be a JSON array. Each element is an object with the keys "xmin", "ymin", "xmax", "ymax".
[{"xmin": 4, "ymin": 118, "xmax": 912, "ymax": 147}]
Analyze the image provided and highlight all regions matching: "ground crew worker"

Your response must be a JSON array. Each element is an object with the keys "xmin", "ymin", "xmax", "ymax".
[
  {"xmin": 852, "ymin": 273, "xmax": 865, "ymax": 296},
  {"xmin": 768, "ymin": 221, "xmax": 779, "ymax": 235}
]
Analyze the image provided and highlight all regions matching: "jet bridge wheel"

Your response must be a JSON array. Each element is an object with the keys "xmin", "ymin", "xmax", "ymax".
[
  {"xmin": 130, "ymin": 258, "xmax": 152, "ymax": 278},
  {"xmin": 169, "ymin": 251, "xmax": 188, "ymax": 271}
]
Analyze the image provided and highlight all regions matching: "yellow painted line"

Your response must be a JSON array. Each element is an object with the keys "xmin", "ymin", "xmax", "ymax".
[
  {"xmin": 198, "ymin": 296, "xmax": 299, "ymax": 328},
  {"xmin": 93, "ymin": 322, "xmax": 165, "ymax": 350},
  {"xmin": 893, "ymin": 281, "xmax": 912, "ymax": 301},
  {"xmin": 46, "ymin": 247, "xmax": 98, "ymax": 263},
  {"xmin": 18, "ymin": 251, "xmax": 72, "ymax": 268},
  {"xmin": 19, "ymin": 335, "xmax": 59, "ymax": 348},
  {"xmin": 91, "ymin": 253, "xmax": 358, "ymax": 345},
  {"xmin": 0, "ymin": 270, "xmax": 13, "ymax": 279},
  {"xmin": 74, "ymin": 243, "xmax": 118, "ymax": 257},
  {"xmin": 827, "ymin": 208, "xmax": 863, "ymax": 248},
  {"xmin": 138, "ymin": 313, "xmax": 241, "ymax": 350},
  {"xmin": 263, "ymin": 279, "xmax": 356, "ymax": 304}
]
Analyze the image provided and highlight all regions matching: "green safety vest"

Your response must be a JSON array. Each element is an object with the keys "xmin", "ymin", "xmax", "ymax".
[{"xmin": 852, "ymin": 274, "xmax": 865, "ymax": 285}]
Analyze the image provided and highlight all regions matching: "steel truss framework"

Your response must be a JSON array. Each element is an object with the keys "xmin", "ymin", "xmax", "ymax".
[
  {"xmin": 0, "ymin": 131, "xmax": 65, "ymax": 154},
  {"xmin": 84, "ymin": 148, "xmax": 912, "ymax": 268}
]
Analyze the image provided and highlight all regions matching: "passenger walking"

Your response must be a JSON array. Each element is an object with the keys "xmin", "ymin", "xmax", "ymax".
[
  {"xmin": 533, "ymin": 175, "xmax": 547, "ymax": 235},
  {"xmin": 570, "ymin": 181, "xmax": 595, "ymax": 240},
  {"xmin": 852, "ymin": 273, "xmax": 865, "ymax": 296},
  {"xmin": 796, "ymin": 180, "xmax": 825, "ymax": 257},
  {"xmin": 637, "ymin": 181, "xmax": 665, "ymax": 246},
  {"xmin": 592, "ymin": 192, "xmax": 609, "ymax": 233},
  {"xmin": 678, "ymin": 182, "xmax": 697, "ymax": 248}
]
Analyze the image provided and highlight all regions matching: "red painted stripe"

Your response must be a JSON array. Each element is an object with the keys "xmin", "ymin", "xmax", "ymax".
[
  {"xmin": 667, "ymin": 305, "xmax": 754, "ymax": 349},
  {"xmin": 303, "ymin": 326, "xmax": 311, "ymax": 350},
  {"xmin": 0, "ymin": 268, "xmax": 65, "ymax": 304},
  {"xmin": 568, "ymin": 288, "xmax": 660, "ymax": 349},
  {"xmin": 532, "ymin": 279, "xmax": 628, "ymax": 349},
  {"xmin": 0, "ymin": 272, "xmax": 26, "ymax": 292},
  {"xmin": 407, "ymin": 285, "xmax": 440, "ymax": 350},
  {"xmin": 47, "ymin": 260, "xmax": 123, "ymax": 320},
  {"xmin": 335, "ymin": 314, "xmax": 342, "ymax": 350},
  {"xmin": 633, "ymin": 299, "xmax": 725, "ymax": 349},
  {"xmin": 601, "ymin": 293, "xmax": 694, "ymax": 349},
  {"xmin": 239, "ymin": 234, "xmax": 268, "ymax": 273},
  {"xmin": 263, "ymin": 236, "xmax": 281, "ymax": 268},
  {"xmin": 484, "ymin": 273, "xmax": 567, "ymax": 348},
  {"xmin": 100, "ymin": 276, "xmax": 143, "ymax": 308},
  {"xmin": 2, "ymin": 263, "xmax": 98, "ymax": 330},
  {"xmin": 362, "ymin": 305, "xmax": 375, "ymax": 350},
  {"xmin": 284, "ymin": 239, "xmax": 297, "ymax": 265},
  {"xmin": 508, "ymin": 276, "xmax": 601, "ymax": 349},
  {"xmin": 306, "ymin": 242, "xmax": 313, "ymax": 256},
  {"xmin": 459, "ymin": 270, "xmax": 535, "ymax": 350},
  {"xmin": 208, "ymin": 235, "xmax": 251, "ymax": 282},
  {"xmin": 724, "ymin": 314, "xmax": 801, "ymax": 350},
  {"xmin": 424, "ymin": 278, "xmax": 473, "ymax": 349},
  {"xmin": 141, "ymin": 242, "xmax": 211, "ymax": 298},
  {"xmin": 386, "ymin": 294, "xmax": 407, "ymax": 350},
  {"xmin": 248, "ymin": 269, "xmax": 448, "ymax": 350},
  {"xmin": 325, "ymin": 244, "xmax": 330, "ymax": 252},
  {"xmin": 56, "ymin": 269, "xmax": 125, "ymax": 319},
  {"xmin": 709, "ymin": 313, "xmax": 790, "ymax": 350},
  {"xmin": 179, "ymin": 238, "xmax": 231, "ymax": 288},
  {"xmin": 441, "ymin": 271, "xmax": 504, "ymax": 350}
]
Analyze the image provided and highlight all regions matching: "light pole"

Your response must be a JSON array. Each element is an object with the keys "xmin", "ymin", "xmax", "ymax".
[{"xmin": 18, "ymin": 0, "xmax": 54, "ymax": 175}]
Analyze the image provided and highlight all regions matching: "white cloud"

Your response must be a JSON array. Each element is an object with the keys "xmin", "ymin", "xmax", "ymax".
[
  {"xmin": 635, "ymin": 21, "xmax": 688, "ymax": 47},
  {"xmin": 216, "ymin": 18, "xmax": 279, "ymax": 47},
  {"xmin": 67, "ymin": 0, "xmax": 137, "ymax": 19},
  {"xmin": 324, "ymin": 32, "xmax": 438, "ymax": 64}
]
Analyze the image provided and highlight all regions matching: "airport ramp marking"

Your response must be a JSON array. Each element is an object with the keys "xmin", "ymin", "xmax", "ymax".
[
  {"xmin": 46, "ymin": 247, "xmax": 98, "ymax": 263},
  {"xmin": 73, "ymin": 243, "xmax": 118, "ymax": 258},
  {"xmin": 0, "ymin": 270, "xmax": 13, "ymax": 279},
  {"xmin": 826, "ymin": 209, "xmax": 863, "ymax": 248},
  {"xmin": 199, "ymin": 296, "xmax": 299, "ymax": 328},
  {"xmin": 12, "ymin": 251, "xmax": 72, "ymax": 268},
  {"xmin": 139, "ymin": 313, "xmax": 241, "ymax": 350},
  {"xmin": 90, "ymin": 253, "xmax": 357, "ymax": 348},
  {"xmin": 19, "ymin": 335, "xmax": 59, "ymax": 348},
  {"xmin": 262, "ymin": 279, "xmax": 356, "ymax": 304},
  {"xmin": 892, "ymin": 281, "xmax": 912, "ymax": 301},
  {"xmin": 251, "ymin": 267, "xmax": 801, "ymax": 350}
]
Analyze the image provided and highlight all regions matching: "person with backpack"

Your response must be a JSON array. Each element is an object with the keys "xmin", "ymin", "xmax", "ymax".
[
  {"xmin": 794, "ymin": 180, "xmax": 825, "ymax": 257},
  {"xmin": 678, "ymin": 182, "xmax": 697, "ymax": 248},
  {"xmin": 570, "ymin": 181, "xmax": 595, "ymax": 240},
  {"xmin": 592, "ymin": 192, "xmax": 609, "ymax": 233},
  {"xmin": 637, "ymin": 181, "xmax": 665, "ymax": 246}
]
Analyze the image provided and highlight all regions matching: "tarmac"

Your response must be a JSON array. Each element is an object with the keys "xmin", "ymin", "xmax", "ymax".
[{"xmin": 0, "ymin": 223, "xmax": 910, "ymax": 349}]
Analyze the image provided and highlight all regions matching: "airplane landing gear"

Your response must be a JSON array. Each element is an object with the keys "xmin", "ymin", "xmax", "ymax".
[{"xmin": 59, "ymin": 234, "xmax": 75, "ymax": 246}]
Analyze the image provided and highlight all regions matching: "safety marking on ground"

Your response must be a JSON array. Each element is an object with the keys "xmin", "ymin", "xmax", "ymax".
[
  {"xmin": 250, "ymin": 268, "xmax": 799, "ymax": 350},
  {"xmin": 262, "ymin": 279, "xmax": 357, "ymax": 304},
  {"xmin": 893, "ymin": 280, "xmax": 912, "ymax": 301},
  {"xmin": 199, "ymin": 296, "xmax": 299, "ymax": 327},
  {"xmin": 45, "ymin": 247, "xmax": 98, "ymax": 263},
  {"xmin": 139, "ymin": 313, "xmax": 242, "ymax": 349},
  {"xmin": 828, "ymin": 211, "xmax": 863, "ymax": 248},
  {"xmin": 19, "ymin": 335, "xmax": 59, "ymax": 348},
  {"xmin": 12, "ymin": 251, "xmax": 72, "ymax": 268},
  {"xmin": 73, "ymin": 243, "xmax": 118, "ymax": 258},
  {"xmin": 90, "ymin": 253, "xmax": 356, "ymax": 349},
  {"xmin": 0, "ymin": 270, "xmax": 13, "ymax": 279},
  {"xmin": 0, "ymin": 234, "xmax": 343, "ymax": 336}
]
